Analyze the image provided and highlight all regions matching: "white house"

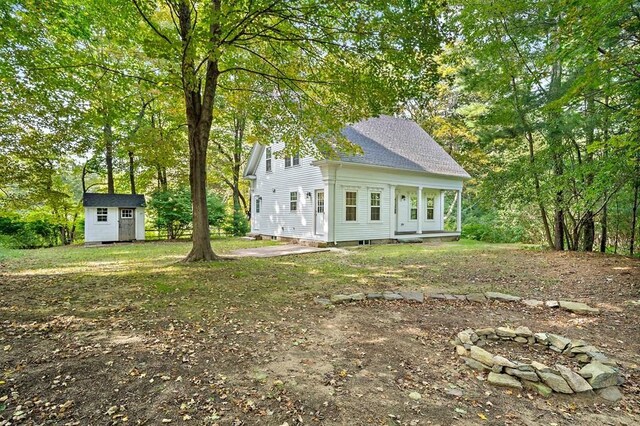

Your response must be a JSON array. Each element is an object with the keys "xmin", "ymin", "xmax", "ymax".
[
  {"xmin": 243, "ymin": 115, "xmax": 471, "ymax": 246},
  {"xmin": 83, "ymin": 193, "xmax": 146, "ymax": 244}
]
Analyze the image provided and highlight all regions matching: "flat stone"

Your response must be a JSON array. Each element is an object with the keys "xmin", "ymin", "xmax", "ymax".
[
  {"xmin": 453, "ymin": 294, "xmax": 467, "ymax": 300},
  {"xmin": 597, "ymin": 386, "xmax": 623, "ymax": 402},
  {"xmin": 515, "ymin": 363, "xmax": 535, "ymax": 372},
  {"xmin": 570, "ymin": 345, "xmax": 599, "ymax": 355},
  {"xmin": 547, "ymin": 334, "xmax": 571, "ymax": 351},
  {"xmin": 491, "ymin": 364, "xmax": 503, "ymax": 373},
  {"xmin": 330, "ymin": 294, "xmax": 352, "ymax": 304},
  {"xmin": 522, "ymin": 299, "xmax": 544, "ymax": 308},
  {"xmin": 469, "ymin": 346, "xmax": 494, "ymax": 366},
  {"xmin": 383, "ymin": 292, "xmax": 403, "ymax": 301},
  {"xmin": 366, "ymin": 293, "xmax": 383, "ymax": 299},
  {"xmin": 462, "ymin": 357, "xmax": 490, "ymax": 372},
  {"xmin": 575, "ymin": 354, "xmax": 591, "ymax": 363},
  {"xmin": 399, "ymin": 291, "xmax": 424, "ymax": 303},
  {"xmin": 556, "ymin": 365, "xmax": 592, "ymax": 393},
  {"xmin": 515, "ymin": 326, "xmax": 533, "ymax": 337},
  {"xmin": 485, "ymin": 292, "xmax": 521, "ymax": 302},
  {"xmin": 457, "ymin": 329, "xmax": 477, "ymax": 345},
  {"xmin": 466, "ymin": 293, "xmax": 487, "ymax": 303},
  {"xmin": 588, "ymin": 352, "xmax": 617, "ymax": 367},
  {"xmin": 475, "ymin": 327, "xmax": 495, "ymax": 336},
  {"xmin": 545, "ymin": 300, "xmax": 560, "ymax": 308},
  {"xmin": 492, "ymin": 355, "xmax": 516, "ymax": 368},
  {"xmin": 408, "ymin": 391, "xmax": 422, "ymax": 400},
  {"xmin": 514, "ymin": 337, "xmax": 528, "ymax": 343},
  {"xmin": 505, "ymin": 367, "xmax": 539, "ymax": 382},
  {"xmin": 487, "ymin": 372, "xmax": 522, "ymax": 389},
  {"xmin": 522, "ymin": 380, "xmax": 553, "ymax": 397},
  {"xmin": 534, "ymin": 333, "xmax": 549, "ymax": 345},
  {"xmin": 496, "ymin": 327, "xmax": 516, "ymax": 338},
  {"xmin": 579, "ymin": 362, "xmax": 619, "ymax": 389},
  {"xmin": 559, "ymin": 300, "xmax": 600, "ymax": 314},
  {"xmin": 538, "ymin": 371, "xmax": 574, "ymax": 394},
  {"xmin": 349, "ymin": 292, "xmax": 366, "ymax": 301},
  {"xmin": 428, "ymin": 293, "xmax": 456, "ymax": 300},
  {"xmin": 315, "ymin": 297, "xmax": 332, "ymax": 306},
  {"xmin": 455, "ymin": 345, "xmax": 467, "ymax": 356},
  {"xmin": 445, "ymin": 388, "xmax": 464, "ymax": 397}
]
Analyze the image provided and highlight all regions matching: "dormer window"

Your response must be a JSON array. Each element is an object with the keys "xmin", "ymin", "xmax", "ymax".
[
  {"xmin": 265, "ymin": 147, "xmax": 272, "ymax": 173},
  {"xmin": 285, "ymin": 153, "xmax": 300, "ymax": 168}
]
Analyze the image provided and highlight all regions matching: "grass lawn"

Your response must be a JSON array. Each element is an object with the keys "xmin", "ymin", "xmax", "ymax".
[{"xmin": 1, "ymin": 238, "xmax": 639, "ymax": 425}]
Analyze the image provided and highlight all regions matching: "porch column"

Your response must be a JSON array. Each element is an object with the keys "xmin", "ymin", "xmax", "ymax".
[
  {"xmin": 389, "ymin": 185, "xmax": 396, "ymax": 238},
  {"xmin": 456, "ymin": 189, "xmax": 462, "ymax": 232},
  {"xmin": 417, "ymin": 186, "xmax": 423, "ymax": 234}
]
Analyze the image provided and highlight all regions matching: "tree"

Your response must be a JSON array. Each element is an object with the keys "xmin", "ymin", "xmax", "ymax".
[{"xmin": 131, "ymin": 0, "xmax": 443, "ymax": 260}]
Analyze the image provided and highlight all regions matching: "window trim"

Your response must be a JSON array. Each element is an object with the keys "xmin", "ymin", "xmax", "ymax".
[
  {"xmin": 284, "ymin": 156, "xmax": 291, "ymax": 168},
  {"xmin": 265, "ymin": 147, "xmax": 272, "ymax": 173},
  {"xmin": 369, "ymin": 191, "xmax": 381, "ymax": 222},
  {"xmin": 345, "ymin": 190, "xmax": 357, "ymax": 222},
  {"xmin": 290, "ymin": 191, "xmax": 298, "ymax": 212},
  {"xmin": 96, "ymin": 207, "xmax": 108, "ymax": 223},
  {"xmin": 284, "ymin": 153, "xmax": 300, "ymax": 168},
  {"xmin": 316, "ymin": 191, "xmax": 325, "ymax": 214},
  {"xmin": 255, "ymin": 196, "xmax": 261, "ymax": 214},
  {"xmin": 425, "ymin": 195, "xmax": 435, "ymax": 221},
  {"xmin": 409, "ymin": 194, "xmax": 418, "ymax": 221}
]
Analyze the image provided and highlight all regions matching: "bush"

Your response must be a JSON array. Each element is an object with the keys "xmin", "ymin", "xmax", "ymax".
[
  {"xmin": 224, "ymin": 210, "xmax": 250, "ymax": 236},
  {"xmin": 149, "ymin": 188, "xmax": 228, "ymax": 239},
  {"xmin": 0, "ymin": 214, "xmax": 59, "ymax": 248}
]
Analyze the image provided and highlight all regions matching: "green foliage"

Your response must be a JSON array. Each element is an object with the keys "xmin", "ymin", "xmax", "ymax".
[
  {"xmin": 0, "ymin": 214, "xmax": 59, "ymax": 249},
  {"xmin": 148, "ymin": 188, "xmax": 193, "ymax": 239},
  {"xmin": 224, "ymin": 211, "xmax": 250, "ymax": 237},
  {"xmin": 149, "ymin": 188, "xmax": 228, "ymax": 239}
]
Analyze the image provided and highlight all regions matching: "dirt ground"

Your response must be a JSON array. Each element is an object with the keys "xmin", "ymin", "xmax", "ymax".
[{"xmin": 1, "ymin": 241, "xmax": 639, "ymax": 425}]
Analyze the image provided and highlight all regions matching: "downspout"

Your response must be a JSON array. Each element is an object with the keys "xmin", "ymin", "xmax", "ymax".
[{"xmin": 333, "ymin": 164, "xmax": 341, "ymax": 246}]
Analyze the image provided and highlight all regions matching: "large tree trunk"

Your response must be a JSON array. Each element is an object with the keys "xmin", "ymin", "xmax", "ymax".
[
  {"xmin": 600, "ymin": 201, "xmax": 608, "ymax": 253},
  {"xmin": 104, "ymin": 116, "xmax": 115, "ymax": 194},
  {"xmin": 129, "ymin": 151, "xmax": 136, "ymax": 194},
  {"xmin": 582, "ymin": 210, "xmax": 595, "ymax": 251},
  {"xmin": 631, "ymin": 172, "xmax": 639, "ymax": 256},
  {"xmin": 179, "ymin": 0, "xmax": 221, "ymax": 261}
]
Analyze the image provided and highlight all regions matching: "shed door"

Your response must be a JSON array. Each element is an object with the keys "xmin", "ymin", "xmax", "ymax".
[
  {"xmin": 315, "ymin": 190, "xmax": 325, "ymax": 235},
  {"xmin": 119, "ymin": 208, "xmax": 136, "ymax": 241}
]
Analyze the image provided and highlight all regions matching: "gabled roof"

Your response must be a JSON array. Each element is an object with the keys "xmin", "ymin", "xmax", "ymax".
[
  {"xmin": 83, "ymin": 193, "xmax": 146, "ymax": 207},
  {"xmin": 243, "ymin": 115, "xmax": 470, "ymax": 179},
  {"xmin": 340, "ymin": 115, "xmax": 470, "ymax": 178}
]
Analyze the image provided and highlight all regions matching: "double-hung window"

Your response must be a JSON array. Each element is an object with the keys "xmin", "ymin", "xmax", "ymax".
[
  {"xmin": 370, "ymin": 192, "xmax": 381, "ymax": 221},
  {"xmin": 285, "ymin": 153, "xmax": 300, "ymax": 168},
  {"xmin": 290, "ymin": 192, "xmax": 298, "ymax": 211},
  {"xmin": 97, "ymin": 208, "xmax": 108, "ymax": 222},
  {"xmin": 426, "ymin": 196, "xmax": 435, "ymax": 220},
  {"xmin": 265, "ymin": 147, "xmax": 272, "ymax": 172},
  {"xmin": 255, "ymin": 197, "xmax": 261, "ymax": 214},
  {"xmin": 410, "ymin": 195, "xmax": 418, "ymax": 220},
  {"xmin": 345, "ymin": 191, "xmax": 357, "ymax": 221}
]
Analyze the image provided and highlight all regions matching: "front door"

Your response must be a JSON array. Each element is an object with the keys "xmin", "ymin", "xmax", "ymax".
[
  {"xmin": 396, "ymin": 193, "xmax": 409, "ymax": 231},
  {"xmin": 315, "ymin": 190, "xmax": 325, "ymax": 235},
  {"xmin": 119, "ymin": 208, "xmax": 136, "ymax": 241}
]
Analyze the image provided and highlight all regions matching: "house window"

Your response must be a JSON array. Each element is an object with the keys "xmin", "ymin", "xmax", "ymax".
[
  {"xmin": 370, "ymin": 192, "xmax": 381, "ymax": 221},
  {"xmin": 316, "ymin": 192, "xmax": 324, "ymax": 213},
  {"xmin": 255, "ymin": 197, "xmax": 261, "ymax": 214},
  {"xmin": 290, "ymin": 191, "xmax": 298, "ymax": 211},
  {"xmin": 410, "ymin": 195, "xmax": 417, "ymax": 220},
  {"xmin": 345, "ymin": 191, "xmax": 357, "ymax": 221},
  {"xmin": 285, "ymin": 153, "xmax": 300, "ymax": 168},
  {"xmin": 265, "ymin": 147, "xmax": 272, "ymax": 172},
  {"xmin": 97, "ymin": 208, "xmax": 108, "ymax": 222},
  {"xmin": 121, "ymin": 209, "xmax": 133, "ymax": 219},
  {"xmin": 426, "ymin": 196, "xmax": 435, "ymax": 220}
]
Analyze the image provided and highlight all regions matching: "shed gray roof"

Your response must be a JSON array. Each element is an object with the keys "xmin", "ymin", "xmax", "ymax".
[
  {"xmin": 340, "ymin": 115, "xmax": 470, "ymax": 178},
  {"xmin": 83, "ymin": 193, "xmax": 146, "ymax": 207}
]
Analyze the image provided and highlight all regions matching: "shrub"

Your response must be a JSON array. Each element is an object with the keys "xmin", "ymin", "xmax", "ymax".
[{"xmin": 224, "ymin": 210, "xmax": 250, "ymax": 236}]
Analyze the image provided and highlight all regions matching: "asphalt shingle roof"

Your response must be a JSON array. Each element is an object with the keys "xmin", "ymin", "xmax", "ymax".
[
  {"xmin": 340, "ymin": 115, "xmax": 471, "ymax": 179},
  {"xmin": 83, "ymin": 193, "xmax": 146, "ymax": 207}
]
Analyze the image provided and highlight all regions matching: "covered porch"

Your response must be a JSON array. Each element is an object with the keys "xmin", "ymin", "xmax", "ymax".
[{"xmin": 390, "ymin": 185, "xmax": 462, "ymax": 237}]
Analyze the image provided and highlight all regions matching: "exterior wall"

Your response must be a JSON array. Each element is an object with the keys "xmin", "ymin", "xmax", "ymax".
[
  {"xmin": 135, "ymin": 207, "xmax": 146, "ymax": 240},
  {"xmin": 250, "ymin": 143, "xmax": 328, "ymax": 241},
  {"xmin": 328, "ymin": 163, "xmax": 463, "ymax": 243},
  {"xmin": 249, "ymin": 151, "xmax": 464, "ymax": 244},
  {"xmin": 84, "ymin": 206, "xmax": 145, "ymax": 242},
  {"xmin": 84, "ymin": 206, "xmax": 118, "ymax": 242}
]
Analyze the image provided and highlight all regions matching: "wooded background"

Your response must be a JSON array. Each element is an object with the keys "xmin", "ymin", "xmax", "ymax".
[{"xmin": 0, "ymin": 0, "xmax": 638, "ymax": 258}]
